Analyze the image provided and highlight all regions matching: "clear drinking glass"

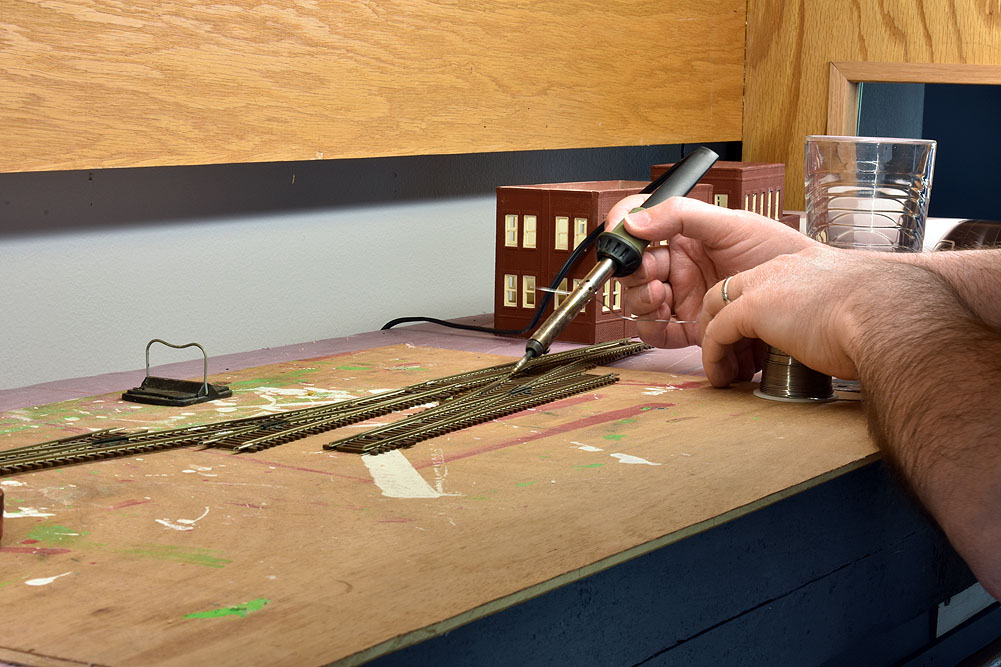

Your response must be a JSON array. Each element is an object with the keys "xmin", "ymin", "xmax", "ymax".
[{"xmin": 805, "ymin": 136, "xmax": 936, "ymax": 252}]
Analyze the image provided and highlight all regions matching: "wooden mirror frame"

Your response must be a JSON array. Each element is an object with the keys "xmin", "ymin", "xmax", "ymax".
[{"xmin": 827, "ymin": 62, "xmax": 1001, "ymax": 136}]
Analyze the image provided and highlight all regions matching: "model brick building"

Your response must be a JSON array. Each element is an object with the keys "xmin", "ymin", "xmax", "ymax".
[
  {"xmin": 652, "ymin": 161, "xmax": 798, "ymax": 228},
  {"xmin": 494, "ymin": 180, "xmax": 713, "ymax": 344}
]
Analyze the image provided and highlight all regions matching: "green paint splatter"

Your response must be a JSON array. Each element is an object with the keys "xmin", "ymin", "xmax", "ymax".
[
  {"xmin": 27, "ymin": 524, "xmax": 87, "ymax": 546},
  {"xmin": 616, "ymin": 418, "xmax": 637, "ymax": 424},
  {"xmin": 337, "ymin": 365, "xmax": 372, "ymax": 371},
  {"xmin": 0, "ymin": 425, "xmax": 36, "ymax": 436},
  {"xmin": 0, "ymin": 581, "xmax": 9, "ymax": 590},
  {"xmin": 575, "ymin": 463, "xmax": 605, "ymax": 469},
  {"xmin": 121, "ymin": 545, "xmax": 231, "ymax": 568},
  {"xmin": 227, "ymin": 367, "xmax": 322, "ymax": 389},
  {"xmin": 470, "ymin": 495, "xmax": 489, "ymax": 501},
  {"xmin": 602, "ymin": 434, "xmax": 627, "ymax": 441},
  {"xmin": 515, "ymin": 481, "xmax": 537, "ymax": 487},
  {"xmin": 185, "ymin": 598, "xmax": 269, "ymax": 619}
]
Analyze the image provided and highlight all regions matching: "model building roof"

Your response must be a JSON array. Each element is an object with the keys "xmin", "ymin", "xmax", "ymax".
[{"xmin": 499, "ymin": 180, "xmax": 649, "ymax": 191}]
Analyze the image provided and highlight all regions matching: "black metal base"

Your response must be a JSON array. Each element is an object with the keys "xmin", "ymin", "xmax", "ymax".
[{"xmin": 121, "ymin": 376, "xmax": 232, "ymax": 407}]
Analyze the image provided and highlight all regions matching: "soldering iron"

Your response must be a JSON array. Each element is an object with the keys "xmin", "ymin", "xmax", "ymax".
[{"xmin": 510, "ymin": 146, "xmax": 720, "ymax": 375}]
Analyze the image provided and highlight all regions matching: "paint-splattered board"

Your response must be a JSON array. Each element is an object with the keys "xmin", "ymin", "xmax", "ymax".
[{"xmin": 0, "ymin": 344, "xmax": 874, "ymax": 666}]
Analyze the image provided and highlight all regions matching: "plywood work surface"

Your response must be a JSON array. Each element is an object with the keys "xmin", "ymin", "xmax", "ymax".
[{"xmin": 0, "ymin": 344, "xmax": 873, "ymax": 666}]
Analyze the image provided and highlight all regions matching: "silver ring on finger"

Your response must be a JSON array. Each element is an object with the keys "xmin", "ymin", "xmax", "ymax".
[{"xmin": 721, "ymin": 275, "xmax": 734, "ymax": 305}]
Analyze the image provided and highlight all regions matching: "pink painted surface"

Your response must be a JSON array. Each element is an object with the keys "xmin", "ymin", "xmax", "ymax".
[{"xmin": 0, "ymin": 315, "xmax": 706, "ymax": 412}]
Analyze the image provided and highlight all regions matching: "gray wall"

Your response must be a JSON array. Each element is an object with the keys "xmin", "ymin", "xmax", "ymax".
[{"xmin": 1, "ymin": 144, "xmax": 738, "ymax": 390}]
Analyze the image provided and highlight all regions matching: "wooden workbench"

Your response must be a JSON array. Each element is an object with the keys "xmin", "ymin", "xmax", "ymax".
[{"xmin": 0, "ymin": 334, "xmax": 968, "ymax": 665}]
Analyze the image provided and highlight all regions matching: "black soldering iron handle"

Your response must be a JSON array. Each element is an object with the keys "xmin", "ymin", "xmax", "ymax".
[{"xmin": 595, "ymin": 146, "xmax": 719, "ymax": 276}]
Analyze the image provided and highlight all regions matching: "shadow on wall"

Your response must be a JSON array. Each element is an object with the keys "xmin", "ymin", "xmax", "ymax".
[{"xmin": 0, "ymin": 143, "xmax": 741, "ymax": 238}]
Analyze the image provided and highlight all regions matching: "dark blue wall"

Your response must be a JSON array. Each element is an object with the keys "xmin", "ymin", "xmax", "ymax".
[
  {"xmin": 921, "ymin": 84, "xmax": 1001, "ymax": 219},
  {"xmin": 858, "ymin": 83, "xmax": 1001, "ymax": 220}
]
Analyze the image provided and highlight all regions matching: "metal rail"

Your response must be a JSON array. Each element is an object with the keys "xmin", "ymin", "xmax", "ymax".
[{"xmin": 0, "ymin": 340, "xmax": 649, "ymax": 475}]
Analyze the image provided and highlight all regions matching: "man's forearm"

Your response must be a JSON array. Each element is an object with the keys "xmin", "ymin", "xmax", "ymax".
[
  {"xmin": 850, "ymin": 261, "xmax": 1001, "ymax": 596},
  {"xmin": 897, "ymin": 249, "xmax": 1001, "ymax": 328}
]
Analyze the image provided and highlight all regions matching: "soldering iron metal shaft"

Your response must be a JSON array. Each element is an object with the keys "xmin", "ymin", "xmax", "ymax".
[{"xmin": 511, "ymin": 146, "xmax": 720, "ymax": 375}]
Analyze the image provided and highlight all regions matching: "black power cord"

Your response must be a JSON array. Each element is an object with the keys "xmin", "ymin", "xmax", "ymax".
[{"xmin": 381, "ymin": 221, "xmax": 606, "ymax": 335}]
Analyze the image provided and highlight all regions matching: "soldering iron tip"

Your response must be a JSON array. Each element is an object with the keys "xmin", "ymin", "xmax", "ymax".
[{"xmin": 510, "ymin": 354, "xmax": 532, "ymax": 377}]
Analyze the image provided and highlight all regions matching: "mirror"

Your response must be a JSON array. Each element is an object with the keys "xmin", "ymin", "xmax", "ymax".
[{"xmin": 828, "ymin": 62, "xmax": 1001, "ymax": 243}]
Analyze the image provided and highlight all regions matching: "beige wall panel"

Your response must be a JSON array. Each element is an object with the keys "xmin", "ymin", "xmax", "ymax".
[
  {"xmin": 744, "ymin": 0, "xmax": 1001, "ymax": 209},
  {"xmin": 1, "ymin": 0, "xmax": 745, "ymax": 173}
]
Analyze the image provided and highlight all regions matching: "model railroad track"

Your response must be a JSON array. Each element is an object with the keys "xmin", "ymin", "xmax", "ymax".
[
  {"xmin": 326, "ymin": 361, "xmax": 618, "ymax": 454},
  {"xmin": 0, "ymin": 340, "xmax": 649, "ymax": 476}
]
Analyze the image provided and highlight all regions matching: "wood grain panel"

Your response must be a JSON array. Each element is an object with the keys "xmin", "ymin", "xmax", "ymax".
[
  {"xmin": 744, "ymin": 0, "xmax": 1001, "ymax": 209},
  {"xmin": 0, "ymin": 0, "xmax": 744, "ymax": 173}
]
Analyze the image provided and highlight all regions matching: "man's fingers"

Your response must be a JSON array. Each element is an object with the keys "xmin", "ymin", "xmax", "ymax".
[
  {"xmin": 624, "ymin": 281, "xmax": 665, "ymax": 317},
  {"xmin": 606, "ymin": 194, "xmax": 655, "ymax": 234},
  {"xmin": 699, "ymin": 272, "xmax": 744, "ymax": 344},
  {"xmin": 622, "ymin": 197, "xmax": 744, "ymax": 246},
  {"xmin": 620, "ymin": 246, "xmax": 670, "ymax": 287},
  {"xmin": 701, "ymin": 291, "xmax": 759, "ymax": 387}
]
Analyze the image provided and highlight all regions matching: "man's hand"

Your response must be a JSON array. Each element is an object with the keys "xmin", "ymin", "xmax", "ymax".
[
  {"xmin": 609, "ymin": 196, "xmax": 814, "ymax": 351},
  {"xmin": 696, "ymin": 245, "xmax": 869, "ymax": 387}
]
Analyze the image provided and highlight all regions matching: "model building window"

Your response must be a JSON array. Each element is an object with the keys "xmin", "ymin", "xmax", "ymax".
[
  {"xmin": 715, "ymin": 193, "xmax": 729, "ymax": 208},
  {"xmin": 613, "ymin": 280, "xmax": 622, "ymax": 311},
  {"xmin": 505, "ymin": 214, "xmax": 518, "ymax": 247},
  {"xmin": 523, "ymin": 275, "xmax": 536, "ymax": 309},
  {"xmin": 554, "ymin": 278, "xmax": 569, "ymax": 308},
  {"xmin": 602, "ymin": 280, "xmax": 611, "ymax": 312},
  {"xmin": 503, "ymin": 274, "xmax": 518, "ymax": 307},
  {"xmin": 523, "ymin": 215, "xmax": 537, "ymax": 248},
  {"xmin": 573, "ymin": 217, "xmax": 588, "ymax": 249},
  {"xmin": 555, "ymin": 216, "xmax": 569, "ymax": 250}
]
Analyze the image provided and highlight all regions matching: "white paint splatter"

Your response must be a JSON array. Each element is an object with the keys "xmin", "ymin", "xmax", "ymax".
[
  {"xmin": 156, "ymin": 506, "xmax": 210, "ymax": 531},
  {"xmin": 642, "ymin": 386, "xmax": 677, "ymax": 396},
  {"xmin": 363, "ymin": 450, "xmax": 441, "ymax": 498},
  {"xmin": 430, "ymin": 447, "xmax": 462, "ymax": 496},
  {"xmin": 181, "ymin": 465, "xmax": 217, "ymax": 477},
  {"xmin": 25, "ymin": 572, "xmax": 72, "ymax": 587},
  {"xmin": 611, "ymin": 453, "xmax": 660, "ymax": 466},
  {"xmin": 571, "ymin": 442, "xmax": 603, "ymax": 452},
  {"xmin": 0, "ymin": 480, "xmax": 26, "ymax": 487},
  {"xmin": 3, "ymin": 507, "xmax": 55, "ymax": 518}
]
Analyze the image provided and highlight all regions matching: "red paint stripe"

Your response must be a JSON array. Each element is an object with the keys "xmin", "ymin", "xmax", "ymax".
[
  {"xmin": 104, "ymin": 499, "xmax": 151, "ymax": 511},
  {"xmin": 412, "ymin": 402, "xmax": 676, "ymax": 469},
  {"xmin": 198, "ymin": 449, "xmax": 370, "ymax": 482},
  {"xmin": 615, "ymin": 380, "xmax": 704, "ymax": 390},
  {"xmin": 0, "ymin": 546, "xmax": 71, "ymax": 555}
]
